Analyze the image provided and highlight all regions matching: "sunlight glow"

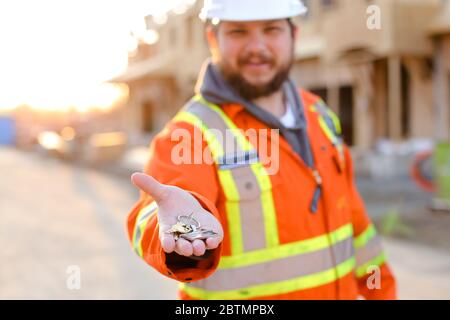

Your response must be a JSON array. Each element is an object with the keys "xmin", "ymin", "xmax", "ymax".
[{"xmin": 0, "ymin": 0, "xmax": 195, "ymax": 112}]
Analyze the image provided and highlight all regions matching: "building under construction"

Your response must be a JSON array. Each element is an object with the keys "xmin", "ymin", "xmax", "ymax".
[{"xmin": 115, "ymin": 0, "xmax": 450, "ymax": 153}]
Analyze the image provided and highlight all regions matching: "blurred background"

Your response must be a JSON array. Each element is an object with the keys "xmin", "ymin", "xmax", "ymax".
[{"xmin": 1, "ymin": 0, "xmax": 450, "ymax": 299}]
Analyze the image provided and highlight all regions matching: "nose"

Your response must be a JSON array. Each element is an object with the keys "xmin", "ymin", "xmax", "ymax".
[{"xmin": 244, "ymin": 31, "xmax": 268, "ymax": 56}]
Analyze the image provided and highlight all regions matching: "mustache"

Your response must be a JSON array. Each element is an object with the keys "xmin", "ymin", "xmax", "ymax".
[{"xmin": 237, "ymin": 53, "xmax": 275, "ymax": 67}]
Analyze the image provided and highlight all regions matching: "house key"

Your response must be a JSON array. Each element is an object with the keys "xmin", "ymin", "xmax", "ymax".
[
  {"xmin": 166, "ymin": 212, "xmax": 218, "ymax": 241},
  {"xmin": 179, "ymin": 229, "xmax": 219, "ymax": 241},
  {"xmin": 165, "ymin": 214, "xmax": 195, "ymax": 240}
]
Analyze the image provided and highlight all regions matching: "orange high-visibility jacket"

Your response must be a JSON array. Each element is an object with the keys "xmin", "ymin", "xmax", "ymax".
[{"xmin": 126, "ymin": 89, "xmax": 397, "ymax": 300}]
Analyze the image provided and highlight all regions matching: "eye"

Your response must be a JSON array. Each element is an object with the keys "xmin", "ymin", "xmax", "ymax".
[
  {"xmin": 228, "ymin": 29, "xmax": 246, "ymax": 35},
  {"xmin": 265, "ymin": 26, "xmax": 282, "ymax": 33}
]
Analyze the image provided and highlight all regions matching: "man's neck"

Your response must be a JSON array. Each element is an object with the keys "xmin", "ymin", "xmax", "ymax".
[{"xmin": 251, "ymin": 90, "xmax": 286, "ymax": 118}]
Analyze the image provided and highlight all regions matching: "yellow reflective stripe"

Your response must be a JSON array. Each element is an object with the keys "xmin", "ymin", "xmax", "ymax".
[
  {"xmin": 132, "ymin": 204, "xmax": 152, "ymax": 247},
  {"xmin": 318, "ymin": 116, "xmax": 338, "ymax": 145},
  {"xmin": 195, "ymin": 94, "xmax": 254, "ymax": 152},
  {"xmin": 353, "ymin": 224, "xmax": 377, "ymax": 249},
  {"xmin": 173, "ymin": 111, "xmax": 225, "ymax": 161},
  {"xmin": 134, "ymin": 219, "xmax": 150, "ymax": 257},
  {"xmin": 250, "ymin": 162, "xmax": 279, "ymax": 248},
  {"xmin": 354, "ymin": 224, "xmax": 386, "ymax": 276},
  {"xmin": 132, "ymin": 203, "xmax": 158, "ymax": 257},
  {"xmin": 317, "ymin": 99, "xmax": 342, "ymax": 136},
  {"xmin": 180, "ymin": 256, "xmax": 356, "ymax": 300},
  {"xmin": 195, "ymin": 95, "xmax": 279, "ymax": 248},
  {"xmin": 310, "ymin": 101, "xmax": 342, "ymax": 140},
  {"xmin": 217, "ymin": 169, "xmax": 244, "ymax": 255},
  {"xmin": 327, "ymin": 109, "xmax": 342, "ymax": 135},
  {"xmin": 193, "ymin": 94, "xmax": 217, "ymax": 110},
  {"xmin": 185, "ymin": 237, "xmax": 354, "ymax": 292},
  {"xmin": 355, "ymin": 252, "xmax": 386, "ymax": 278},
  {"xmin": 322, "ymin": 105, "xmax": 345, "ymax": 167},
  {"xmin": 219, "ymin": 223, "xmax": 353, "ymax": 269},
  {"xmin": 192, "ymin": 95, "xmax": 276, "ymax": 253},
  {"xmin": 175, "ymin": 109, "xmax": 245, "ymax": 255},
  {"xmin": 310, "ymin": 102, "xmax": 345, "ymax": 167}
]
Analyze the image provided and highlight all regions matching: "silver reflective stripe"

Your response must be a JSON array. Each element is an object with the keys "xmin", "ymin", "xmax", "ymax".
[
  {"xmin": 355, "ymin": 234, "xmax": 384, "ymax": 267},
  {"xmin": 229, "ymin": 166, "xmax": 267, "ymax": 252},
  {"xmin": 133, "ymin": 202, "xmax": 158, "ymax": 254},
  {"xmin": 185, "ymin": 101, "xmax": 268, "ymax": 252},
  {"xmin": 219, "ymin": 150, "xmax": 259, "ymax": 170},
  {"xmin": 137, "ymin": 202, "xmax": 158, "ymax": 226},
  {"xmin": 134, "ymin": 225, "xmax": 143, "ymax": 248},
  {"xmin": 185, "ymin": 102, "xmax": 246, "ymax": 157},
  {"xmin": 186, "ymin": 236, "xmax": 354, "ymax": 292}
]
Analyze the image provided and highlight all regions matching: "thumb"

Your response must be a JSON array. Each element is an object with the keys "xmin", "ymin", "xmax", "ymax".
[{"xmin": 131, "ymin": 173, "xmax": 170, "ymax": 204}]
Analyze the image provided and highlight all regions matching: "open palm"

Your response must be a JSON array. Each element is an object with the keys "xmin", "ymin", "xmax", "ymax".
[{"xmin": 131, "ymin": 173, "xmax": 224, "ymax": 257}]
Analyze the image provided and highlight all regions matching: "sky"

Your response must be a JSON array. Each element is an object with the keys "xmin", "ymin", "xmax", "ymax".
[{"xmin": 0, "ymin": 0, "xmax": 193, "ymax": 111}]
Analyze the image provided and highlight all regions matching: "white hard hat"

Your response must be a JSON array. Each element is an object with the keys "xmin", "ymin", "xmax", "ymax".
[{"xmin": 200, "ymin": 0, "xmax": 308, "ymax": 22}]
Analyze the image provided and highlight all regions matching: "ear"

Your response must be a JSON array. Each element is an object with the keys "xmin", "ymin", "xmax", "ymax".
[
  {"xmin": 293, "ymin": 26, "xmax": 300, "ymax": 41},
  {"xmin": 292, "ymin": 24, "xmax": 299, "ymax": 41},
  {"xmin": 205, "ymin": 25, "xmax": 220, "ymax": 61}
]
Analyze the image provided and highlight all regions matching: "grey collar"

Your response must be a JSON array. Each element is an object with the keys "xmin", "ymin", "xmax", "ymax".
[{"xmin": 195, "ymin": 60, "xmax": 314, "ymax": 167}]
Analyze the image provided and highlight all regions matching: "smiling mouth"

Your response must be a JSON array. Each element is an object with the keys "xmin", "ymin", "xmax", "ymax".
[
  {"xmin": 243, "ymin": 61, "xmax": 272, "ymax": 68},
  {"xmin": 247, "ymin": 61, "xmax": 268, "ymax": 65}
]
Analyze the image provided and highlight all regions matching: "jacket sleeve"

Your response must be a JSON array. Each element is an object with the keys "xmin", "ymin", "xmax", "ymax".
[
  {"xmin": 344, "ymin": 145, "xmax": 397, "ymax": 300},
  {"xmin": 125, "ymin": 120, "xmax": 224, "ymax": 283}
]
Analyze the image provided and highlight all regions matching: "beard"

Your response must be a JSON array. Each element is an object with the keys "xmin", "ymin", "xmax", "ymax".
[{"xmin": 218, "ymin": 51, "xmax": 294, "ymax": 101}]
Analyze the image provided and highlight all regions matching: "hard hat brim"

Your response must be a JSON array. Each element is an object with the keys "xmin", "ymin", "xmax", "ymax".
[{"xmin": 200, "ymin": 5, "xmax": 307, "ymax": 22}]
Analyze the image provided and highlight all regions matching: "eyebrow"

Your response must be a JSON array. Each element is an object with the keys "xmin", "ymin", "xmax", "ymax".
[
  {"xmin": 225, "ymin": 23, "xmax": 246, "ymax": 29},
  {"xmin": 225, "ymin": 21, "xmax": 284, "ymax": 29},
  {"xmin": 264, "ymin": 21, "xmax": 284, "ymax": 26}
]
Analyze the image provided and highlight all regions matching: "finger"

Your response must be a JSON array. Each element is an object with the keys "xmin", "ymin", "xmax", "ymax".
[
  {"xmin": 160, "ymin": 234, "xmax": 176, "ymax": 254},
  {"xmin": 192, "ymin": 239, "xmax": 206, "ymax": 256},
  {"xmin": 205, "ymin": 237, "xmax": 221, "ymax": 250},
  {"xmin": 131, "ymin": 173, "xmax": 169, "ymax": 204},
  {"xmin": 175, "ymin": 238, "xmax": 194, "ymax": 257}
]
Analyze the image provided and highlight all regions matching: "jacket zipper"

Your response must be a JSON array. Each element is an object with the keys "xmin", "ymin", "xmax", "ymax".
[{"xmin": 309, "ymin": 169, "xmax": 322, "ymax": 214}]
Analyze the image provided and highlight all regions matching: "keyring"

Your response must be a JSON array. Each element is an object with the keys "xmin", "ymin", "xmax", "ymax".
[{"xmin": 177, "ymin": 212, "xmax": 200, "ymax": 229}]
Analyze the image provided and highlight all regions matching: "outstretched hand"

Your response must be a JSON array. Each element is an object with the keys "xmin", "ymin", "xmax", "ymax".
[{"xmin": 131, "ymin": 173, "xmax": 224, "ymax": 257}]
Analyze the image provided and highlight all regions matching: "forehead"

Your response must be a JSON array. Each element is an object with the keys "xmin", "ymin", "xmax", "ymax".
[{"xmin": 219, "ymin": 19, "xmax": 287, "ymax": 28}]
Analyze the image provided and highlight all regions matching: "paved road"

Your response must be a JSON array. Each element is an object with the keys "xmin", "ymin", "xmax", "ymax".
[
  {"xmin": 0, "ymin": 147, "xmax": 178, "ymax": 299},
  {"xmin": 383, "ymin": 238, "xmax": 450, "ymax": 299},
  {"xmin": 1, "ymin": 147, "xmax": 449, "ymax": 299}
]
